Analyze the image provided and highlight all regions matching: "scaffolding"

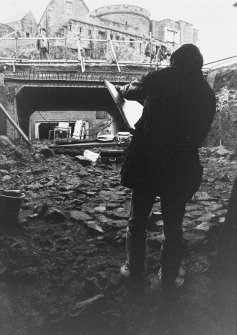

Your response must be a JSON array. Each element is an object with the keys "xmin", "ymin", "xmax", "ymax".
[{"xmin": 0, "ymin": 32, "xmax": 171, "ymax": 72}]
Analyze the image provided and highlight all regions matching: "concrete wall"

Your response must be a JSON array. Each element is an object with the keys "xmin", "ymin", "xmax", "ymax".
[
  {"xmin": 0, "ymin": 74, "xmax": 7, "ymax": 135},
  {"xmin": 0, "ymin": 78, "xmax": 20, "ymax": 139}
]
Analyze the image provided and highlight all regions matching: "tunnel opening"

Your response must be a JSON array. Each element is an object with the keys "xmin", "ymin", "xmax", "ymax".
[
  {"xmin": 16, "ymin": 85, "xmax": 128, "ymax": 140},
  {"xmin": 39, "ymin": 122, "xmax": 58, "ymax": 140},
  {"xmin": 38, "ymin": 122, "xmax": 78, "ymax": 140},
  {"xmin": 30, "ymin": 110, "xmax": 112, "ymax": 141}
]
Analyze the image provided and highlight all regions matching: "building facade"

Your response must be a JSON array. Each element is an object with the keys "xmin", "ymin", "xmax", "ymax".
[
  {"xmin": 38, "ymin": 1, "xmax": 198, "ymax": 49},
  {"xmin": 151, "ymin": 19, "xmax": 198, "ymax": 50},
  {"xmin": 64, "ymin": 18, "xmax": 151, "ymax": 62},
  {"xmin": 36, "ymin": 1, "xmax": 198, "ymax": 62},
  {"xmin": 90, "ymin": 5, "xmax": 151, "ymax": 37},
  {"xmin": 0, "ymin": 1, "xmax": 199, "ymax": 61},
  {"xmin": 38, "ymin": 0, "xmax": 90, "ymax": 37},
  {"xmin": 6, "ymin": 11, "xmax": 38, "ymax": 37}
]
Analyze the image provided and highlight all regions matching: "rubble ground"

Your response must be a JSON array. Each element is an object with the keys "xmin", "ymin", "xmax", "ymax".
[{"xmin": 0, "ymin": 136, "xmax": 236, "ymax": 335}]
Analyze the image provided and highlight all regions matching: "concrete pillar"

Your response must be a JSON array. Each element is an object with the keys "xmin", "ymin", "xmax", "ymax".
[{"xmin": 0, "ymin": 74, "xmax": 7, "ymax": 135}]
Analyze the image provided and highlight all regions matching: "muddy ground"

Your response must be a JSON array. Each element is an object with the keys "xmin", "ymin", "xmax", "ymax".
[{"xmin": 0, "ymin": 136, "xmax": 236, "ymax": 335}]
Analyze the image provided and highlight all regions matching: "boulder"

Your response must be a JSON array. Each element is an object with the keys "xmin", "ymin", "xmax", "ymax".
[{"xmin": 70, "ymin": 210, "xmax": 93, "ymax": 222}]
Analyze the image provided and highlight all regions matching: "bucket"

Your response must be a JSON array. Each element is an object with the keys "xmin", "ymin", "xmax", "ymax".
[{"xmin": 0, "ymin": 190, "xmax": 25, "ymax": 231}]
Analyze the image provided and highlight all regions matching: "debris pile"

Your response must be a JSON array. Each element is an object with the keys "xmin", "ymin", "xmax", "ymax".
[{"xmin": 0, "ymin": 136, "xmax": 236, "ymax": 335}]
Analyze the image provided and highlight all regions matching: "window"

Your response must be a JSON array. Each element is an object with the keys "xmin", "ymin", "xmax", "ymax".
[
  {"xmin": 98, "ymin": 30, "xmax": 106, "ymax": 39},
  {"xmin": 88, "ymin": 29, "xmax": 92, "ymax": 36},
  {"xmin": 26, "ymin": 32, "xmax": 30, "ymax": 37},
  {"xmin": 110, "ymin": 34, "xmax": 113, "ymax": 40},
  {"xmin": 129, "ymin": 38, "xmax": 135, "ymax": 47},
  {"xmin": 66, "ymin": 1, "xmax": 73, "ymax": 15}
]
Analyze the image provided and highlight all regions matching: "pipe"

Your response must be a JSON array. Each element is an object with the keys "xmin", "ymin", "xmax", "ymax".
[
  {"xmin": 108, "ymin": 39, "xmax": 121, "ymax": 72},
  {"xmin": 76, "ymin": 36, "xmax": 85, "ymax": 72},
  {"xmin": 0, "ymin": 103, "xmax": 32, "ymax": 146},
  {"xmin": 0, "ymin": 31, "xmax": 18, "ymax": 41},
  {"xmin": 203, "ymin": 55, "xmax": 237, "ymax": 66}
]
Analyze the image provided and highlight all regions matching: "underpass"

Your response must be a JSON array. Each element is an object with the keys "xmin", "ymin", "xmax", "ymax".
[{"xmin": 2, "ymin": 67, "xmax": 147, "ymax": 140}]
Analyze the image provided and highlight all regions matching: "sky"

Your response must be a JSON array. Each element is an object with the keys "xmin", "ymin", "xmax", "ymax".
[{"xmin": 0, "ymin": 0, "xmax": 237, "ymax": 64}]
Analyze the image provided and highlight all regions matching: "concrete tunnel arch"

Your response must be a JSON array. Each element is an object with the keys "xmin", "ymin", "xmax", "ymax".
[{"xmin": 15, "ymin": 85, "xmax": 128, "ymax": 137}]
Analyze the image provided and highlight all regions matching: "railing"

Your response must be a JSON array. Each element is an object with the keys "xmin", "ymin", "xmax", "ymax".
[
  {"xmin": 4, "ymin": 69, "xmax": 140, "ymax": 83},
  {"xmin": 0, "ymin": 34, "xmax": 170, "ymax": 72}
]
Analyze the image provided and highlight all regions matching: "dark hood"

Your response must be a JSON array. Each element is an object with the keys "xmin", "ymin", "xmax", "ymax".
[{"xmin": 170, "ymin": 44, "xmax": 203, "ymax": 71}]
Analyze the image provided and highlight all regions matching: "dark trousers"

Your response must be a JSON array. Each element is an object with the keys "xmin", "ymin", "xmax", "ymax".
[
  {"xmin": 40, "ymin": 47, "xmax": 49, "ymax": 60},
  {"xmin": 126, "ymin": 189, "xmax": 186, "ymax": 281}
]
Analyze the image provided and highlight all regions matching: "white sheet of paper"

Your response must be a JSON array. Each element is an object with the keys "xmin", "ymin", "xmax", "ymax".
[{"xmin": 104, "ymin": 80, "xmax": 143, "ymax": 129}]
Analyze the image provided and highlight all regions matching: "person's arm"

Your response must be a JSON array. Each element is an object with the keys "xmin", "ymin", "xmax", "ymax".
[{"xmin": 115, "ymin": 71, "xmax": 155, "ymax": 104}]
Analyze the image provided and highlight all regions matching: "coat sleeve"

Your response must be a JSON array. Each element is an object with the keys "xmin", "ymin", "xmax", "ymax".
[{"xmin": 115, "ymin": 71, "xmax": 156, "ymax": 104}]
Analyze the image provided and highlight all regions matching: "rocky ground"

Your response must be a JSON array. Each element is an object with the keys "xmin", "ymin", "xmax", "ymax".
[{"xmin": 0, "ymin": 135, "xmax": 236, "ymax": 335}]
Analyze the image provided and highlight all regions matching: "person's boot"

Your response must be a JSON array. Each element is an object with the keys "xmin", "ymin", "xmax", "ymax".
[
  {"xmin": 158, "ymin": 262, "xmax": 186, "ymax": 293},
  {"xmin": 120, "ymin": 261, "xmax": 130, "ymax": 279},
  {"xmin": 158, "ymin": 241, "xmax": 186, "ymax": 293},
  {"xmin": 120, "ymin": 261, "xmax": 145, "ymax": 297},
  {"xmin": 120, "ymin": 218, "xmax": 147, "ymax": 295}
]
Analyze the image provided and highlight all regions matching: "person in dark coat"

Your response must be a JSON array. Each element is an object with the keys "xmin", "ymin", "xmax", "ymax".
[{"xmin": 116, "ymin": 44, "xmax": 216, "ymax": 292}]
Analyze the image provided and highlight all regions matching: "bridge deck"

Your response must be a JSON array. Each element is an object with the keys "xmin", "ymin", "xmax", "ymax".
[{"xmin": 2, "ymin": 63, "xmax": 156, "ymax": 83}]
